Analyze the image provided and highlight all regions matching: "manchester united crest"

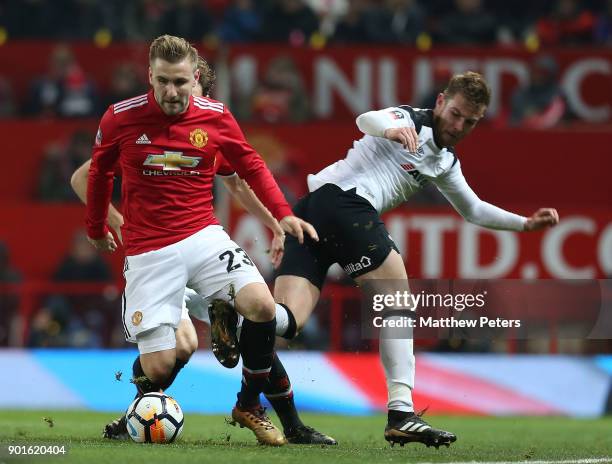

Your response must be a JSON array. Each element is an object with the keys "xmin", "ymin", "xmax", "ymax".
[
  {"xmin": 189, "ymin": 128, "xmax": 208, "ymax": 148},
  {"xmin": 131, "ymin": 311, "xmax": 143, "ymax": 326}
]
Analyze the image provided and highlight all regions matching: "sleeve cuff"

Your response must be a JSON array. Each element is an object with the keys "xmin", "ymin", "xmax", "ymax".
[
  {"xmin": 86, "ymin": 224, "xmax": 109, "ymax": 240},
  {"xmin": 274, "ymin": 205, "xmax": 294, "ymax": 222}
]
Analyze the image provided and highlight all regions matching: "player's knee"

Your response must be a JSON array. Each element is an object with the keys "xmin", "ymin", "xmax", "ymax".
[
  {"xmin": 235, "ymin": 283, "xmax": 276, "ymax": 321},
  {"xmin": 141, "ymin": 353, "xmax": 175, "ymax": 383},
  {"xmin": 175, "ymin": 322, "xmax": 198, "ymax": 361},
  {"xmin": 175, "ymin": 344, "xmax": 191, "ymax": 361},
  {"xmin": 249, "ymin": 297, "xmax": 276, "ymax": 322},
  {"xmin": 138, "ymin": 326, "xmax": 178, "ymax": 383},
  {"xmin": 149, "ymin": 363, "xmax": 173, "ymax": 383},
  {"xmin": 175, "ymin": 337, "xmax": 197, "ymax": 361},
  {"xmin": 236, "ymin": 286, "xmax": 276, "ymax": 322}
]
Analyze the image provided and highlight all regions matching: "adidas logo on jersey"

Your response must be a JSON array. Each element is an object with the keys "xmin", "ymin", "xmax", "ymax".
[{"xmin": 136, "ymin": 134, "xmax": 151, "ymax": 144}]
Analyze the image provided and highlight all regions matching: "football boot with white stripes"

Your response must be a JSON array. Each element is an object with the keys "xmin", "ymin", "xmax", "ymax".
[
  {"xmin": 384, "ymin": 412, "xmax": 456, "ymax": 448},
  {"xmin": 208, "ymin": 299, "xmax": 240, "ymax": 368}
]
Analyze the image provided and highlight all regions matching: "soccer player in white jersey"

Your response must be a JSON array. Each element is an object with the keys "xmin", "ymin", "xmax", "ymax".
[
  {"xmin": 272, "ymin": 72, "xmax": 559, "ymax": 447},
  {"xmin": 72, "ymin": 54, "xmax": 336, "ymax": 446}
]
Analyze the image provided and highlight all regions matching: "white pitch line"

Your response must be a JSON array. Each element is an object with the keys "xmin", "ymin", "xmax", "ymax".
[{"xmin": 415, "ymin": 458, "xmax": 612, "ymax": 464}]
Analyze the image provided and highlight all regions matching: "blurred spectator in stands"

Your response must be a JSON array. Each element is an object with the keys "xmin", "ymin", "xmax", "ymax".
[
  {"xmin": 38, "ymin": 142, "xmax": 75, "ymax": 202},
  {"xmin": 0, "ymin": 77, "xmax": 16, "ymax": 118},
  {"xmin": 434, "ymin": 0, "xmax": 497, "ymax": 45},
  {"xmin": 331, "ymin": 0, "xmax": 371, "ymax": 43},
  {"xmin": 418, "ymin": 61, "xmax": 452, "ymax": 109},
  {"xmin": 26, "ymin": 45, "xmax": 98, "ymax": 118},
  {"xmin": 303, "ymin": 0, "xmax": 348, "ymax": 39},
  {"xmin": 0, "ymin": 242, "xmax": 21, "ymax": 347},
  {"xmin": 2, "ymin": 0, "xmax": 59, "ymax": 39},
  {"xmin": 207, "ymin": 0, "xmax": 235, "ymax": 17},
  {"xmin": 536, "ymin": 0, "xmax": 596, "ymax": 46},
  {"xmin": 249, "ymin": 56, "xmax": 310, "ymax": 123},
  {"xmin": 218, "ymin": 0, "xmax": 262, "ymax": 43},
  {"xmin": 54, "ymin": 230, "xmax": 112, "ymax": 282},
  {"xmin": 0, "ymin": 242, "xmax": 21, "ymax": 284},
  {"xmin": 159, "ymin": 0, "xmax": 214, "ymax": 43},
  {"xmin": 27, "ymin": 296, "xmax": 72, "ymax": 347},
  {"xmin": 364, "ymin": 0, "xmax": 426, "ymax": 44},
  {"xmin": 51, "ymin": 229, "xmax": 114, "ymax": 347},
  {"xmin": 38, "ymin": 129, "xmax": 95, "ymax": 202},
  {"xmin": 121, "ymin": 0, "xmax": 165, "ymax": 41},
  {"xmin": 260, "ymin": 0, "xmax": 320, "ymax": 45},
  {"xmin": 594, "ymin": 0, "xmax": 612, "ymax": 45},
  {"xmin": 26, "ymin": 293, "xmax": 103, "ymax": 348},
  {"xmin": 488, "ymin": 0, "xmax": 534, "ymax": 44},
  {"xmin": 102, "ymin": 63, "xmax": 147, "ymax": 111},
  {"xmin": 55, "ymin": 0, "xmax": 116, "ymax": 40},
  {"xmin": 509, "ymin": 55, "xmax": 568, "ymax": 129}
]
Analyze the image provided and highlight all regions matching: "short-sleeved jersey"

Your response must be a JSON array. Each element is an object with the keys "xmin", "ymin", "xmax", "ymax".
[{"xmin": 86, "ymin": 91, "xmax": 292, "ymax": 255}]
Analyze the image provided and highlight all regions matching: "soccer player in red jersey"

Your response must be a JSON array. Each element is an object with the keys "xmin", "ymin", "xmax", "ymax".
[
  {"xmin": 74, "ymin": 56, "xmax": 336, "ymax": 445},
  {"xmin": 85, "ymin": 35, "xmax": 317, "ymax": 446}
]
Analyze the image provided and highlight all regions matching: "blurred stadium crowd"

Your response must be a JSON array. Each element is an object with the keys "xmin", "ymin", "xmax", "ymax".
[
  {"xmin": 2, "ymin": 0, "xmax": 611, "ymax": 46},
  {"xmin": 0, "ymin": 0, "xmax": 610, "ymax": 353}
]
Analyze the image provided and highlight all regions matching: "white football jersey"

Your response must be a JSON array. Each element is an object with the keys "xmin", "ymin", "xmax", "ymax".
[
  {"xmin": 308, "ymin": 106, "xmax": 457, "ymax": 213},
  {"xmin": 308, "ymin": 105, "xmax": 526, "ymax": 231}
]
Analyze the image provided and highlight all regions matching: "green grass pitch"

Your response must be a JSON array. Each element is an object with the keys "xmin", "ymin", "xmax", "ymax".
[{"xmin": 0, "ymin": 411, "xmax": 610, "ymax": 463}]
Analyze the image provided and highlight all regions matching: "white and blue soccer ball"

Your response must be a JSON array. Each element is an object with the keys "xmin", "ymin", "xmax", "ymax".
[{"xmin": 125, "ymin": 392, "xmax": 184, "ymax": 443}]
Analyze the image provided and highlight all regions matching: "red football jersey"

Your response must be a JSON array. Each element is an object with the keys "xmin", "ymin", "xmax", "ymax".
[
  {"xmin": 111, "ymin": 152, "xmax": 233, "ymax": 177},
  {"xmin": 215, "ymin": 153, "xmax": 236, "ymax": 177},
  {"xmin": 86, "ymin": 91, "xmax": 292, "ymax": 255}
]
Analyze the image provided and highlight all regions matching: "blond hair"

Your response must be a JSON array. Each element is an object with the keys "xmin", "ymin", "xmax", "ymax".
[
  {"xmin": 149, "ymin": 35, "xmax": 198, "ymax": 70},
  {"xmin": 444, "ymin": 71, "xmax": 491, "ymax": 107},
  {"xmin": 197, "ymin": 56, "xmax": 216, "ymax": 96}
]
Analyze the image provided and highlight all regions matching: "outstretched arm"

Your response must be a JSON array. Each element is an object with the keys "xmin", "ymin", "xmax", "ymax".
[
  {"xmin": 435, "ymin": 162, "xmax": 559, "ymax": 231},
  {"xmin": 220, "ymin": 174, "xmax": 286, "ymax": 268},
  {"xmin": 523, "ymin": 208, "xmax": 559, "ymax": 231},
  {"xmin": 71, "ymin": 159, "xmax": 124, "ymax": 243}
]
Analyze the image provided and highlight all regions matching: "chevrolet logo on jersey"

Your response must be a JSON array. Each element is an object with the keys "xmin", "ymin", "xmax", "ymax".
[{"xmin": 143, "ymin": 151, "xmax": 201, "ymax": 171}]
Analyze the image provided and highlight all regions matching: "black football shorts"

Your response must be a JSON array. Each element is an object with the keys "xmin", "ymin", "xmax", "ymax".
[{"xmin": 276, "ymin": 183, "xmax": 399, "ymax": 289}]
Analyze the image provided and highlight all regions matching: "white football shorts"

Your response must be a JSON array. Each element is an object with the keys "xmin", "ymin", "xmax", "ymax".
[{"xmin": 122, "ymin": 225, "xmax": 264, "ymax": 352}]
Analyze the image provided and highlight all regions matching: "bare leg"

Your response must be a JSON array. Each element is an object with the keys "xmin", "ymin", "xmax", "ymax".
[{"xmin": 274, "ymin": 275, "xmax": 320, "ymax": 331}]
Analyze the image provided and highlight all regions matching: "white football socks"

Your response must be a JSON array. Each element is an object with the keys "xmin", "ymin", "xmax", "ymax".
[
  {"xmin": 274, "ymin": 303, "xmax": 290, "ymax": 336},
  {"xmin": 379, "ymin": 319, "xmax": 415, "ymax": 412}
]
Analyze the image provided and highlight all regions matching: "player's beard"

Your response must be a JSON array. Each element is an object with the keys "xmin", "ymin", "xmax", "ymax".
[
  {"xmin": 432, "ymin": 114, "xmax": 448, "ymax": 147},
  {"xmin": 432, "ymin": 114, "xmax": 459, "ymax": 148}
]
